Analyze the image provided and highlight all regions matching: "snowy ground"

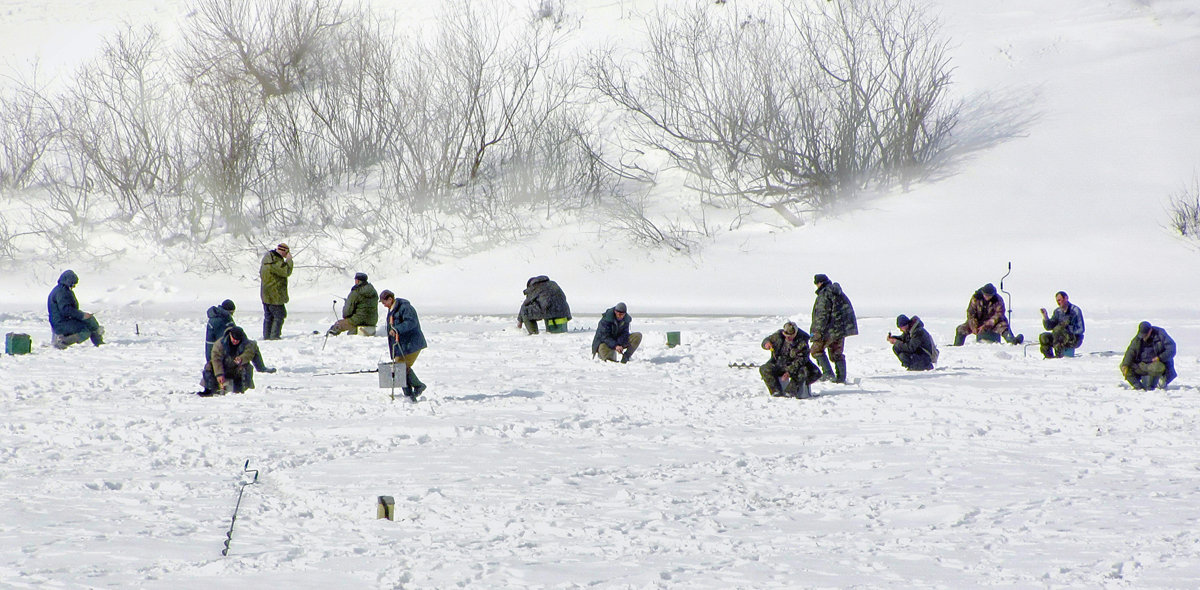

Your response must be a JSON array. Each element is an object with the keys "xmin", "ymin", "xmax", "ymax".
[
  {"xmin": 4, "ymin": 0, "xmax": 1200, "ymax": 587},
  {"xmin": 5, "ymin": 309, "xmax": 1200, "ymax": 588}
]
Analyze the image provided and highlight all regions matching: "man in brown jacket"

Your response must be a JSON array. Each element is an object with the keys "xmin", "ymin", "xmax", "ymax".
[{"xmin": 953, "ymin": 283, "xmax": 1023, "ymax": 345}]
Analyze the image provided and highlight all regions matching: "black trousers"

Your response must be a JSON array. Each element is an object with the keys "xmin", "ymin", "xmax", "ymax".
[{"xmin": 263, "ymin": 303, "xmax": 286, "ymax": 340}]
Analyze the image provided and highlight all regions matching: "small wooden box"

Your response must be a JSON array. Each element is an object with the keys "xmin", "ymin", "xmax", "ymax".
[{"xmin": 377, "ymin": 495, "xmax": 395, "ymax": 520}]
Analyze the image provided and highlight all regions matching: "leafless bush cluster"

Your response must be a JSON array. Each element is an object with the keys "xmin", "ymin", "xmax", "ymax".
[
  {"xmin": 1168, "ymin": 174, "xmax": 1200, "ymax": 239},
  {"xmin": 590, "ymin": 0, "xmax": 958, "ymax": 224},
  {"xmin": 0, "ymin": 0, "xmax": 962, "ymax": 262}
]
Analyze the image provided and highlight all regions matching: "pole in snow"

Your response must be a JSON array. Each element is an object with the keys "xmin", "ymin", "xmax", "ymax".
[{"xmin": 221, "ymin": 460, "xmax": 260, "ymax": 557}]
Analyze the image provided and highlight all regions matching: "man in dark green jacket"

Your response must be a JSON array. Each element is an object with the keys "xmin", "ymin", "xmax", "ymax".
[
  {"xmin": 259, "ymin": 243, "xmax": 293, "ymax": 340},
  {"xmin": 591, "ymin": 302, "xmax": 642, "ymax": 363},
  {"xmin": 328, "ymin": 273, "xmax": 379, "ymax": 336}
]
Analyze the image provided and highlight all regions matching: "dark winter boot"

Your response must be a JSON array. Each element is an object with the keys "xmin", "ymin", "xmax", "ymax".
[
  {"xmin": 1143, "ymin": 375, "xmax": 1160, "ymax": 391},
  {"xmin": 406, "ymin": 367, "xmax": 426, "ymax": 399},
  {"xmin": 952, "ymin": 331, "xmax": 966, "ymax": 347},
  {"xmin": 833, "ymin": 358, "xmax": 847, "ymax": 384},
  {"xmin": 795, "ymin": 380, "xmax": 812, "ymax": 399},
  {"xmin": 253, "ymin": 351, "xmax": 276, "ymax": 373},
  {"xmin": 1126, "ymin": 374, "xmax": 1146, "ymax": 390},
  {"xmin": 1004, "ymin": 330, "xmax": 1024, "ymax": 345},
  {"xmin": 815, "ymin": 353, "xmax": 835, "ymax": 382}
]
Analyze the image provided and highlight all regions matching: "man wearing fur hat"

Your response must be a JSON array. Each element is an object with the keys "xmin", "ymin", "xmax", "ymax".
[
  {"xmin": 952, "ymin": 283, "xmax": 1023, "ymax": 345},
  {"xmin": 888, "ymin": 315, "xmax": 937, "ymax": 371},
  {"xmin": 328, "ymin": 272, "xmax": 379, "ymax": 336},
  {"xmin": 259, "ymin": 243, "xmax": 293, "ymax": 340},
  {"xmin": 810, "ymin": 274, "xmax": 858, "ymax": 383},
  {"xmin": 761, "ymin": 321, "xmax": 822, "ymax": 398}
]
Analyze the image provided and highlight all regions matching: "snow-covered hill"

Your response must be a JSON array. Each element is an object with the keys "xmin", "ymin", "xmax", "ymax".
[{"xmin": 3, "ymin": 0, "xmax": 1200, "ymax": 587}]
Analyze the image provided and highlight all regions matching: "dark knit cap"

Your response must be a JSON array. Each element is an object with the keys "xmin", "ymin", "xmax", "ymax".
[
  {"xmin": 354, "ymin": 272, "xmax": 368, "ymax": 282},
  {"xmin": 227, "ymin": 326, "xmax": 247, "ymax": 341},
  {"xmin": 981, "ymin": 283, "xmax": 997, "ymax": 296},
  {"xmin": 614, "ymin": 302, "xmax": 627, "ymax": 313},
  {"xmin": 896, "ymin": 314, "xmax": 911, "ymax": 328},
  {"xmin": 1138, "ymin": 321, "xmax": 1152, "ymax": 336},
  {"xmin": 220, "ymin": 299, "xmax": 236, "ymax": 311},
  {"xmin": 814, "ymin": 274, "xmax": 830, "ymax": 286}
]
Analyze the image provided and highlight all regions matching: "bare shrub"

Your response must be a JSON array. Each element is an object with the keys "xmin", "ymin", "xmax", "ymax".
[
  {"xmin": 1168, "ymin": 174, "xmax": 1200, "ymax": 238},
  {"xmin": 0, "ymin": 66, "xmax": 61, "ymax": 190},
  {"xmin": 590, "ymin": 0, "xmax": 958, "ymax": 222},
  {"xmin": 60, "ymin": 25, "xmax": 182, "ymax": 214}
]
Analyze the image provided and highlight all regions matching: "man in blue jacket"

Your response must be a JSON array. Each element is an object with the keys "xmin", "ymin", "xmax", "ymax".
[
  {"xmin": 1038, "ymin": 291, "xmax": 1085, "ymax": 358},
  {"xmin": 47, "ymin": 270, "xmax": 104, "ymax": 349},
  {"xmin": 380, "ymin": 289, "xmax": 427, "ymax": 400}
]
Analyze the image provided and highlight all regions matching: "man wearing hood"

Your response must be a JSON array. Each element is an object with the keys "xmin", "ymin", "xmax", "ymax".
[
  {"xmin": 592, "ymin": 302, "xmax": 642, "ymax": 363},
  {"xmin": 888, "ymin": 315, "xmax": 937, "ymax": 371},
  {"xmin": 47, "ymin": 270, "xmax": 104, "ymax": 349},
  {"xmin": 1120, "ymin": 321, "xmax": 1176, "ymax": 391},
  {"xmin": 517, "ymin": 275, "xmax": 572, "ymax": 334},
  {"xmin": 810, "ymin": 274, "xmax": 858, "ymax": 384},
  {"xmin": 953, "ymin": 283, "xmax": 1023, "ymax": 345},
  {"xmin": 328, "ymin": 273, "xmax": 379, "ymax": 336}
]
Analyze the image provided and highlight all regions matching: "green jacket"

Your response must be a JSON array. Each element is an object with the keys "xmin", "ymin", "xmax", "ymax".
[
  {"xmin": 342, "ymin": 281, "xmax": 379, "ymax": 327},
  {"xmin": 259, "ymin": 250, "xmax": 293, "ymax": 305},
  {"xmin": 810, "ymin": 282, "xmax": 858, "ymax": 341}
]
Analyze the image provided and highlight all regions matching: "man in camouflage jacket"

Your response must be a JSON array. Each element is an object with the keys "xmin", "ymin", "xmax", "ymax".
[
  {"xmin": 810, "ymin": 274, "xmax": 858, "ymax": 384},
  {"xmin": 761, "ymin": 321, "xmax": 821, "ymax": 398},
  {"xmin": 953, "ymin": 283, "xmax": 1023, "ymax": 345}
]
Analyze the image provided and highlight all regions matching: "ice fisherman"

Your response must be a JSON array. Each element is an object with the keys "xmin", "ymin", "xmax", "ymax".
[
  {"xmin": 1038, "ymin": 291, "xmax": 1085, "ymax": 358},
  {"xmin": 380, "ymin": 289, "xmax": 428, "ymax": 400},
  {"xmin": 760, "ymin": 321, "xmax": 822, "ymax": 398},
  {"xmin": 204, "ymin": 299, "xmax": 273, "ymax": 381},
  {"xmin": 952, "ymin": 283, "xmax": 1023, "ymax": 345},
  {"xmin": 47, "ymin": 269, "xmax": 105, "ymax": 349},
  {"xmin": 888, "ymin": 315, "xmax": 937, "ymax": 371},
  {"xmin": 1120, "ymin": 321, "xmax": 1176, "ymax": 391},
  {"xmin": 517, "ymin": 275, "xmax": 572, "ymax": 334},
  {"xmin": 810, "ymin": 274, "xmax": 858, "ymax": 383},
  {"xmin": 202, "ymin": 326, "xmax": 271, "ymax": 395},
  {"xmin": 591, "ymin": 302, "xmax": 642, "ymax": 363},
  {"xmin": 259, "ymin": 242, "xmax": 293, "ymax": 340},
  {"xmin": 327, "ymin": 272, "xmax": 379, "ymax": 336}
]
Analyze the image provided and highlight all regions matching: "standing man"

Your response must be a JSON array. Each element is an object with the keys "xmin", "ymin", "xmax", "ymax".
[
  {"xmin": 328, "ymin": 272, "xmax": 379, "ymax": 336},
  {"xmin": 47, "ymin": 269, "xmax": 104, "ymax": 349},
  {"xmin": 888, "ymin": 315, "xmax": 937, "ymax": 371},
  {"xmin": 592, "ymin": 302, "xmax": 643, "ymax": 363},
  {"xmin": 1038, "ymin": 291, "xmax": 1085, "ymax": 358},
  {"xmin": 953, "ymin": 283, "xmax": 1023, "ymax": 345},
  {"xmin": 810, "ymin": 274, "xmax": 858, "ymax": 384},
  {"xmin": 380, "ymin": 289, "xmax": 428, "ymax": 400},
  {"xmin": 760, "ymin": 321, "xmax": 821, "ymax": 398},
  {"xmin": 517, "ymin": 275, "xmax": 572, "ymax": 334},
  {"xmin": 259, "ymin": 243, "xmax": 293, "ymax": 340},
  {"xmin": 1120, "ymin": 321, "xmax": 1177, "ymax": 391}
]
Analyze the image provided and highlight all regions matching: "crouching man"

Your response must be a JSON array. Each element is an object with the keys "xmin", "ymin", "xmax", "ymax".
[
  {"xmin": 760, "ymin": 321, "xmax": 822, "ymax": 398},
  {"xmin": 47, "ymin": 270, "xmax": 105, "ymax": 349},
  {"xmin": 888, "ymin": 315, "xmax": 937, "ymax": 371},
  {"xmin": 1120, "ymin": 321, "xmax": 1176, "ymax": 391},
  {"xmin": 202, "ymin": 327, "xmax": 270, "ymax": 395}
]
